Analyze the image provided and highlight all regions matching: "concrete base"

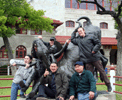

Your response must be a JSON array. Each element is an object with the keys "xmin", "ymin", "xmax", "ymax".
[{"xmin": 17, "ymin": 91, "xmax": 116, "ymax": 100}]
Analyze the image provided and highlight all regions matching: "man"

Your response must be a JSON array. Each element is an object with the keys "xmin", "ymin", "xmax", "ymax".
[
  {"xmin": 36, "ymin": 62, "xmax": 69, "ymax": 100},
  {"xmin": 69, "ymin": 61, "xmax": 97, "ymax": 100},
  {"xmin": 71, "ymin": 27, "xmax": 112, "ymax": 92},
  {"xmin": 38, "ymin": 36, "xmax": 62, "ymax": 55},
  {"xmin": 10, "ymin": 55, "xmax": 35, "ymax": 100}
]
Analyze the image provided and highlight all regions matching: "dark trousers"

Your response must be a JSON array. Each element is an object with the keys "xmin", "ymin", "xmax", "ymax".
[
  {"xmin": 37, "ymin": 85, "xmax": 55, "ymax": 98},
  {"xmin": 85, "ymin": 60, "xmax": 110, "ymax": 86}
]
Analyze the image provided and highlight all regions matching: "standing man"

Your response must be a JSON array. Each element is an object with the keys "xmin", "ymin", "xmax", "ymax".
[
  {"xmin": 69, "ymin": 61, "xmax": 97, "ymax": 100},
  {"xmin": 36, "ymin": 62, "xmax": 69, "ymax": 100},
  {"xmin": 71, "ymin": 27, "xmax": 112, "ymax": 92},
  {"xmin": 10, "ymin": 55, "xmax": 35, "ymax": 100}
]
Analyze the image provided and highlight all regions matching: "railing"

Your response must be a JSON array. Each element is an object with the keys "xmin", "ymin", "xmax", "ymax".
[
  {"xmin": 0, "ymin": 66, "xmax": 12, "ymax": 75},
  {"xmin": 0, "ymin": 65, "xmax": 122, "ymax": 98}
]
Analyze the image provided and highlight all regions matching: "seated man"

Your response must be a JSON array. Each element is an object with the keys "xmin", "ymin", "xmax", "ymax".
[
  {"xmin": 36, "ymin": 62, "xmax": 69, "ymax": 100},
  {"xmin": 10, "ymin": 55, "xmax": 35, "ymax": 100},
  {"xmin": 69, "ymin": 61, "xmax": 97, "ymax": 100}
]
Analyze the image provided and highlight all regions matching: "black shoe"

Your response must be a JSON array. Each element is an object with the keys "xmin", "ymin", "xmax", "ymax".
[
  {"xmin": 26, "ymin": 92, "xmax": 35, "ymax": 99},
  {"xmin": 107, "ymin": 85, "xmax": 112, "ymax": 92},
  {"xmin": 20, "ymin": 94, "xmax": 26, "ymax": 98}
]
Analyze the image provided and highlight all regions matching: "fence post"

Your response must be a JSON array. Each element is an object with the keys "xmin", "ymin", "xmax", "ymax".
[
  {"xmin": 110, "ymin": 65, "xmax": 115, "ymax": 92},
  {"xmin": 7, "ymin": 65, "xmax": 10, "ymax": 75}
]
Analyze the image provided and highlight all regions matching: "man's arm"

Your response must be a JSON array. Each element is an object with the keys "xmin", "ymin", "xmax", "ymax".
[
  {"xmin": 92, "ymin": 35, "xmax": 101, "ymax": 53},
  {"xmin": 69, "ymin": 75, "xmax": 76, "ymax": 99},
  {"xmin": 71, "ymin": 30, "xmax": 78, "ymax": 45},
  {"xmin": 10, "ymin": 59, "xmax": 24, "ymax": 66},
  {"xmin": 40, "ymin": 69, "xmax": 49, "ymax": 85},
  {"xmin": 38, "ymin": 36, "xmax": 50, "ymax": 46},
  {"xmin": 87, "ymin": 71, "xmax": 96, "ymax": 99}
]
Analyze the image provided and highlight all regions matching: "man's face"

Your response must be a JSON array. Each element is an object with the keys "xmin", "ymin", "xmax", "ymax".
[
  {"xmin": 75, "ymin": 65, "xmax": 84, "ymax": 73},
  {"xmin": 49, "ymin": 40, "xmax": 54, "ymax": 46},
  {"xmin": 78, "ymin": 28, "xmax": 85, "ymax": 37},
  {"xmin": 24, "ymin": 56, "xmax": 32, "ymax": 64},
  {"xmin": 50, "ymin": 63, "xmax": 58, "ymax": 73}
]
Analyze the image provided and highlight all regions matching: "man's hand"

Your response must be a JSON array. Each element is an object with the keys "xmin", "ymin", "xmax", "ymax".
[
  {"xmin": 44, "ymin": 69, "xmax": 49, "ymax": 77},
  {"xmin": 66, "ymin": 39, "xmax": 71, "ymax": 44},
  {"xmin": 92, "ymin": 51, "xmax": 95, "ymax": 54},
  {"xmin": 12, "ymin": 62, "xmax": 16, "ymax": 66},
  {"xmin": 38, "ymin": 36, "xmax": 42, "ymax": 39},
  {"xmin": 89, "ymin": 91, "xmax": 95, "ymax": 100},
  {"xmin": 69, "ymin": 95, "xmax": 74, "ymax": 100},
  {"xmin": 25, "ymin": 63, "xmax": 30, "ymax": 69},
  {"xmin": 58, "ymin": 96, "xmax": 64, "ymax": 100}
]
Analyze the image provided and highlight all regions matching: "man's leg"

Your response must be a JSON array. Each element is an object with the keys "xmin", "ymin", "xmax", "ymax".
[
  {"xmin": 85, "ymin": 63, "xmax": 94, "ymax": 74},
  {"xmin": 93, "ymin": 60, "xmax": 110, "ymax": 86},
  {"xmin": 37, "ymin": 85, "xmax": 55, "ymax": 98},
  {"xmin": 19, "ymin": 69, "xmax": 36, "ymax": 92},
  {"xmin": 77, "ymin": 92, "xmax": 89, "ymax": 100},
  {"xmin": 11, "ymin": 82, "xmax": 19, "ymax": 100},
  {"xmin": 93, "ymin": 60, "xmax": 112, "ymax": 92},
  {"xmin": 19, "ymin": 80, "xmax": 26, "ymax": 98},
  {"xmin": 78, "ymin": 92, "xmax": 97, "ymax": 100}
]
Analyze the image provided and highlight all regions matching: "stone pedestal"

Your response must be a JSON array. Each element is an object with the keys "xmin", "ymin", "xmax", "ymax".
[{"xmin": 17, "ymin": 92, "xmax": 116, "ymax": 100}]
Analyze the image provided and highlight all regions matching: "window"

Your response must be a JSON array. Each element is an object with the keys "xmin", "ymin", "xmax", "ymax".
[
  {"xmin": 13, "ymin": 25, "xmax": 27, "ymax": 34},
  {"xmin": 0, "ymin": 46, "xmax": 8, "ymax": 58},
  {"xmin": 16, "ymin": 45, "xmax": 26, "ymax": 58},
  {"xmin": 65, "ymin": 0, "xmax": 70, "ymax": 8},
  {"xmin": 65, "ymin": 0, "xmax": 119, "ymax": 11},
  {"xmin": 31, "ymin": 30, "xmax": 42, "ymax": 35},
  {"xmin": 100, "ymin": 22, "xmax": 108, "ymax": 29},
  {"xmin": 66, "ymin": 21, "xmax": 75, "ymax": 27}
]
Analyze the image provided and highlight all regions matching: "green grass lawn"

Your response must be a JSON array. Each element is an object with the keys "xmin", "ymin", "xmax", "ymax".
[
  {"xmin": 0, "ymin": 75, "xmax": 122, "ymax": 100},
  {"xmin": 0, "ymin": 75, "xmax": 32, "ymax": 100}
]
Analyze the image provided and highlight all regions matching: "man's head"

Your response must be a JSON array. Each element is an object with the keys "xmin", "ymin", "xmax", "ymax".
[
  {"xmin": 74, "ymin": 61, "xmax": 84, "ymax": 73},
  {"xmin": 50, "ymin": 62, "xmax": 58, "ymax": 73},
  {"xmin": 49, "ymin": 37, "xmax": 56, "ymax": 46},
  {"xmin": 77, "ymin": 28, "xmax": 85, "ymax": 37},
  {"xmin": 24, "ymin": 55, "xmax": 32, "ymax": 64}
]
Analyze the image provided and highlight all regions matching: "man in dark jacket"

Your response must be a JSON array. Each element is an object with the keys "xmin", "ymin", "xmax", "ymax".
[
  {"xmin": 71, "ymin": 27, "xmax": 112, "ymax": 92},
  {"xmin": 69, "ymin": 61, "xmax": 97, "ymax": 100},
  {"xmin": 36, "ymin": 62, "xmax": 69, "ymax": 100}
]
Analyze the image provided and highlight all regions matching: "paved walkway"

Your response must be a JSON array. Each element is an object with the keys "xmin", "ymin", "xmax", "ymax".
[{"xmin": 17, "ymin": 91, "xmax": 116, "ymax": 100}]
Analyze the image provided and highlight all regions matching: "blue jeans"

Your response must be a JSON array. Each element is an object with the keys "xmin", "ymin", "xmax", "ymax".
[
  {"xmin": 11, "ymin": 80, "xmax": 26, "ymax": 100},
  {"xmin": 77, "ymin": 92, "xmax": 97, "ymax": 100}
]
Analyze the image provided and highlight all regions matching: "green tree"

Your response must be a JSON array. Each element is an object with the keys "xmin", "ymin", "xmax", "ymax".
[
  {"xmin": 0, "ymin": 0, "xmax": 53, "ymax": 60},
  {"xmin": 77, "ymin": 0, "xmax": 122, "ymax": 79}
]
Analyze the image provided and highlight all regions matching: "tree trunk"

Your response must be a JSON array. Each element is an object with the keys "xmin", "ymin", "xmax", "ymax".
[
  {"xmin": 116, "ymin": 32, "xmax": 122, "ymax": 81},
  {"xmin": 2, "ymin": 36, "xmax": 16, "ymax": 76}
]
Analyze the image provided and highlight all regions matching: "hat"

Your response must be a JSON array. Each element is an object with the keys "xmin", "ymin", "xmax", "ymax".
[
  {"xmin": 74, "ymin": 61, "xmax": 84, "ymax": 66},
  {"xmin": 50, "ymin": 37, "xmax": 56, "ymax": 41}
]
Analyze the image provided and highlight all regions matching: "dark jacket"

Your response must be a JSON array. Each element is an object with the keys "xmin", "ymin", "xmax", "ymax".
[
  {"xmin": 42, "ymin": 40, "xmax": 58, "ymax": 54},
  {"xmin": 69, "ymin": 69, "xmax": 96, "ymax": 96},
  {"xmin": 71, "ymin": 32, "xmax": 101, "ymax": 63},
  {"xmin": 41, "ymin": 69, "xmax": 69, "ymax": 98}
]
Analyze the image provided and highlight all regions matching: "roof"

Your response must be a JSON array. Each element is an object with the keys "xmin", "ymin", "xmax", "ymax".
[
  {"xmin": 101, "ymin": 37, "xmax": 117, "ymax": 45},
  {"xmin": 44, "ymin": 16, "xmax": 63, "ymax": 29},
  {"xmin": 55, "ymin": 36, "xmax": 117, "ymax": 45}
]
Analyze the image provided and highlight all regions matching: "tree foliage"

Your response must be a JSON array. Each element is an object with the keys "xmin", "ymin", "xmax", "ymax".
[{"xmin": 0, "ymin": 0, "xmax": 53, "ymax": 38}]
